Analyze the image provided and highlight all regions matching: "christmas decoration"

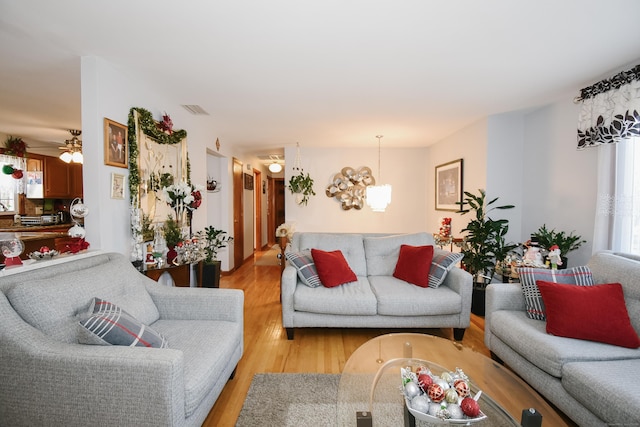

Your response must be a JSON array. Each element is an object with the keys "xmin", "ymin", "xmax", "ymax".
[
  {"xmin": 3, "ymin": 136, "xmax": 28, "ymax": 157},
  {"xmin": 2, "ymin": 164, "xmax": 14, "ymax": 174},
  {"xmin": 461, "ymin": 396, "xmax": 480, "ymax": 417},
  {"xmin": 158, "ymin": 112, "xmax": 174, "ymax": 134},
  {"xmin": 427, "ymin": 383, "xmax": 445, "ymax": 402}
]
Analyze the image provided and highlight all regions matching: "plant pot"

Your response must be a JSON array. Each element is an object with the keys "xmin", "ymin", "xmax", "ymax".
[
  {"xmin": 166, "ymin": 246, "xmax": 178, "ymax": 265},
  {"xmin": 471, "ymin": 288, "xmax": 486, "ymax": 316},
  {"xmin": 199, "ymin": 260, "xmax": 221, "ymax": 288}
]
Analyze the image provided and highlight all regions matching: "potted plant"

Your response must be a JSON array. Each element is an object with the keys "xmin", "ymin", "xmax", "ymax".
[
  {"xmin": 288, "ymin": 171, "xmax": 315, "ymax": 205},
  {"xmin": 163, "ymin": 215, "xmax": 183, "ymax": 264},
  {"xmin": 459, "ymin": 189, "xmax": 517, "ymax": 316},
  {"xmin": 530, "ymin": 224, "xmax": 586, "ymax": 268},
  {"xmin": 195, "ymin": 226, "xmax": 234, "ymax": 288}
]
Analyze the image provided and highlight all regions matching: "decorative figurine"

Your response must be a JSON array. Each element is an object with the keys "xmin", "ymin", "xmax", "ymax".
[{"xmin": 548, "ymin": 244, "xmax": 563, "ymax": 270}]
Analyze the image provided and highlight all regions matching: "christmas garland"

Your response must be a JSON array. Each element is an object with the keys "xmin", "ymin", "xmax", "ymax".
[{"xmin": 127, "ymin": 107, "xmax": 188, "ymax": 203}]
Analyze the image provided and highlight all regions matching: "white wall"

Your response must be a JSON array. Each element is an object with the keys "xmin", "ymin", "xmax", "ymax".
[{"xmin": 284, "ymin": 146, "xmax": 429, "ymax": 233}]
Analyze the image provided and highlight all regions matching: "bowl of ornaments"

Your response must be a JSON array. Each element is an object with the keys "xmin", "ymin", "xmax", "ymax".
[
  {"xmin": 28, "ymin": 246, "xmax": 60, "ymax": 261},
  {"xmin": 401, "ymin": 366, "xmax": 487, "ymax": 424}
]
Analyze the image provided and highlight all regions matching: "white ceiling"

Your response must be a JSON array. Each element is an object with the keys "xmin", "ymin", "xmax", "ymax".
[{"xmin": 1, "ymin": 0, "xmax": 640, "ymax": 155}]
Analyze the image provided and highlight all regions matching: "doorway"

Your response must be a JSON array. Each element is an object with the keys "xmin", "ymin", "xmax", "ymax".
[{"xmin": 232, "ymin": 158, "xmax": 244, "ymax": 270}]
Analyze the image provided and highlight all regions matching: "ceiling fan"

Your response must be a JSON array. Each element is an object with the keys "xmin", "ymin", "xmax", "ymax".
[{"xmin": 59, "ymin": 129, "xmax": 83, "ymax": 164}]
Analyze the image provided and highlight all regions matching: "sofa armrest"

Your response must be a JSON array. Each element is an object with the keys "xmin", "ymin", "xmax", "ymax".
[
  {"xmin": 146, "ymin": 284, "xmax": 244, "ymax": 323},
  {"xmin": 484, "ymin": 282, "xmax": 526, "ymax": 349},
  {"xmin": 441, "ymin": 267, "xmax": 473, "ymax": 327},
  {"xmin": 0, "ymin": 294, "xmax": 186, "ymax": 426},
  {"xmin": 281, "ymin": 265, "xmax": 298, "ymax": 327}
]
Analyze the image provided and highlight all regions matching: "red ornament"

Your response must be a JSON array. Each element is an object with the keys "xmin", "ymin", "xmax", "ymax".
[
  {"xmin": 39, "ymin": 246, "xmax": 50, "ymax": 253},
  {"xmin": 417, "ymin": 373, "xmax": 433, "ymax": 391},
  {"xmin": 190, "ymin": 190, "xmax": 202, "ymax": 210},
  {"xmin": 460, "ymin": 397, "xmax": 480, "ymax": 417},
  {"xmin": 454, "ymin": 379, "xmax": 470, "ymax": 397},
  {"xmin": 11, "ymin": 169, "xmax": 23, "ymax": 179},
  {"xmin": 427, "ymin": 383, "xmax": 445, "ymax": 403},
  {"xmin": 158, "ymin": 112, "xmax": 174, "ymax": 134}
]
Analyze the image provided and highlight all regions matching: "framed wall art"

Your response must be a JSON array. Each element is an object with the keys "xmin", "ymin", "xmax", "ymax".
[
  {"xmin": 244, "ymin": 173, "xmax": 254, "ymax": 190},
  {"xmin": 435, "ymin": 159, "xmax": 463, "ymax": 211},
  {"xmin": 104, "ymin": 118, "xmax": 128, "ymax": 168},
  {"xmin": 111, "ymin": 173, "xmax": 125, "ymax": 199}
]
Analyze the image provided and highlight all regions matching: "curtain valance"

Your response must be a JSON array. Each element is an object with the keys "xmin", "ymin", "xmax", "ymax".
[{"xmin": 576, "ymin": 64, "xmax": 640, "ymax": 150}]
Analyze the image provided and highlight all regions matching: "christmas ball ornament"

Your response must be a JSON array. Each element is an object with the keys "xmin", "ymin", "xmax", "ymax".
[
  {"xmin": 404, "ymin": 381, "xmax": 421, "ymax": 399},
  {"xmin": 417, "ymin": 373, "xmax": 433, "ymax": 390},
  {"xmin": 445, "ymin": 388, "xmax": 459, "ymax": 403},
  {"xmin": 427, "ymin": 383, "xmax": 445, "ymax": 402},
  {"xmin": 440, "ymin": 371, "xmax": 453, "ymax": 383},
  {"xmin": 11, "ymin": 169, "xmax": 23, "ymax": 179},
  {"xmin": 410, "ymin": 395, "xmax": 430, "ymax": 414},
  {"xmin": 435, "ymin": 378, "xmax": 450, "ymax": 390},
  {"xmin": 416, "ymin": 366, "xmax": 431, "ymax": 376},
  {"xmin": 461, "ymin": 396, "xmax": 480, "ymax": 417},
  {"xmin": 454, "ymin": 379, "xmax": 470, "ymax": 397},
  {"xmin": 2, "ymin": 164, "xmax": 14, "ymax": 175},
  {"xmin": 428, "ymin": 402, "xmax": 441, "ymax": 417},
  {"xmin": 447, "ymin": 403, "xmax": 464, "ymax": 419}
]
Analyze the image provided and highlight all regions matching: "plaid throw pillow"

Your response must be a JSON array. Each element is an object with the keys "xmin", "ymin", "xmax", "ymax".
[
  {"xmin": 79, "ymin": 298, "xmax": 169, "ymax": 348},
  {"xmin": 519, "ymin": 266, "xmax": 594, "ymax": 320},
  {"xmin": 285, "ymin": 249, "xmax": 321, "ymax": 288},
  {"xmin": 429, "ymin": 249, "xmax": 464, "ymax": 288}
]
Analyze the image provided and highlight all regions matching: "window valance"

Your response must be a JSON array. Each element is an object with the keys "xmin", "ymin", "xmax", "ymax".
[{"xmin": 576, "ymin": 64, "xmax": 640, "ymax": 149}]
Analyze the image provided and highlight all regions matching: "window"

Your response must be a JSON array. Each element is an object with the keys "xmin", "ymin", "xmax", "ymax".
[{"xmin": 0, "ymin": 155, "xmax": 25, "ymax": 214}]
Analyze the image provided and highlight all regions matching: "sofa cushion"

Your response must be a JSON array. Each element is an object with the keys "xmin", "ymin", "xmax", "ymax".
[
  {"xmin": 519, "ymin": 266, "xmax": 593, "ymax": 320},
  {"xmin": 297, "ymin": 233, "xmax": 367, "ymax": 276},
  {"xmin": 285, "ymin": 250, "xmax": 321, "ymax": 288},
  {"xmin": 429, "ymin": 249, "xmax": 464, "ymax": 288},
  {"xmin": 5, "ymin": 259, "xmax": 160, "ymax": 343},
  {"xmin": 363, "ymin": 232, "xmax": 433, "ymax": 276},
  {"xmin": 79, "ymin": 298, "xmax": 169, "ymax": 348},
  {"xmin": 489, "ymin": 310, "xmax": 640, "ymax": 378},
  {"xmin": 393, "ymin": 244, "xmax": 434, "ymax": 288},
  {"xmin": 312, "ymin": 249, "xmax": 357, "ymax": 288},
  {"xmin": 369, "ymin": 276, "xmax": 463, "ymax": 316},
  {"xmin": 537, "ymin": 281, "xmax": 640, "ymax": 348},
  {"xmin": 293, "ymin": 276, "xmax": 377, "ymax": 315},
  {"xmin": 563, "ymin": 360, "xmax": 640, "ymax": 424},
  {"xmin": 152, "ymin": 319, "xmax": 243, "ymax": 418}
]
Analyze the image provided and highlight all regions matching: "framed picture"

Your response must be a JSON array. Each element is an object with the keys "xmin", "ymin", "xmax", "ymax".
[
  {"xmin": 111, "ymin": 173, "xmax": 125, "ymax": 199},
  {"xmin": 435, "ymin": 159, "xmax": 463, "ymax": 211},
  {"xmin": 244, "ymin": 173, "xmax": 254, "ymax": 190},
  {"xmin": 104, "ymin": 118, "xmax": 128, "ymax": 168}
]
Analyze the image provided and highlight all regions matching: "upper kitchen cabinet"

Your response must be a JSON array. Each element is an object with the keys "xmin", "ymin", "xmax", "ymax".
[
  {"xmin": 38, "ymin": 155, "xmax": 82, "ymax": 199},
  {"xmin": 69, "ymin": 163, "xmax": 83, "ymax": 198}
]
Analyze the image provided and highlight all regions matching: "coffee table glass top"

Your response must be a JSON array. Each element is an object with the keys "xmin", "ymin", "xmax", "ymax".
[{"xmin": 337, "ymin": 333, "xmax": 557, "ymax": 426}]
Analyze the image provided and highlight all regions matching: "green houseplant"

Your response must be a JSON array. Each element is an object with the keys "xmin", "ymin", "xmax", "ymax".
[
  {"xmin": 459, "ymin": 189, "xmax": 517, "ymax": 316},
  {"xmin": 195, "ymin": 226, "xmax": 234, "ymax": 288},
  {"xmin": 163, "ymin": 215, "xmax": 183, "ymax": 264},
  {"xmin": 531, "ymin": 224, "xmax": 586, "ymax": 268},
  {"xmin": 288, "ymin": 171, "xmax": 315, "ymax": 205}
]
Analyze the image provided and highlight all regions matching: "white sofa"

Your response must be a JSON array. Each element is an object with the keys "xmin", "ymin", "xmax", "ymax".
[
  {"xmin": 281, "ymin": 232, "xmax": 472, "ymax": 340},
  {"xmin": 0, "ymin": 252, "xmax": 244, "ymax": 427},
  {"xmin": 485, "ymin": 251, "xmax": 640, "ymax": 426}
]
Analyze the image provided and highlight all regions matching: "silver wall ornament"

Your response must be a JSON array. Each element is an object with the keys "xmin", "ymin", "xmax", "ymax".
[{"xmin": 326, "ymin": 166, "xmax": 375, "ymax": 210}]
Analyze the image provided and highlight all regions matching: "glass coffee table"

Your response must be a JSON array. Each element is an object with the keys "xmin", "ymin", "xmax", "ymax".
[{"xmin": 337, "ymin": 333, "xmax": 568, "ymax": 426}]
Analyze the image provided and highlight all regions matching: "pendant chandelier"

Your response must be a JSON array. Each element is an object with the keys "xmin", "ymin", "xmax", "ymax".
[
  {"xmin": 59, "ymin": 129, "xmax": 83, "ymax": 164},
  {"xmin": 366, "ymin": 135, "xmax": 392, "ymax": 212}
]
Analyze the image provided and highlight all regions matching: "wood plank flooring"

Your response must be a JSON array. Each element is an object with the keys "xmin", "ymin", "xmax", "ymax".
[{"xmin": 202, "ymin": 248, "xmax": 573, "ymax": 427}]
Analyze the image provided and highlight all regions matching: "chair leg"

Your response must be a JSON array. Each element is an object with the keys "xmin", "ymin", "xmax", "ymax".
[{"xmin": 453, "ymin": 328, "xmax": 466, "ymax": 341}]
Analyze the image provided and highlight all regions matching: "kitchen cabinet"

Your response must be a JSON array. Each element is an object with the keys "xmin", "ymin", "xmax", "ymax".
[
  {"xmin": 43, "ymin": 156, "xmax": 70, "ymax": 198},
  {"xmin": 69, "ymin": 163, "xmax": 83, "ymax": 198}
]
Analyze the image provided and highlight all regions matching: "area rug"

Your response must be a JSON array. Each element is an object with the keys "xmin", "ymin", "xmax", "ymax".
[
  {"xmin": 253, "ymin": 244, "xmax": 281, "ymax": 266},
  {"xmin": 236, "ymin": 373, "xmax": 518, "ymax": 426}
]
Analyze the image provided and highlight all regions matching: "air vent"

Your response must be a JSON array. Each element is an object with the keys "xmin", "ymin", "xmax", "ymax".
[
  {"xmin": 181, "ymin": 105, "xmax": 209, "ymax": 115},
  {"xmin": 257, "ymin": 154, "xmax": 285, "ymax": 161}
]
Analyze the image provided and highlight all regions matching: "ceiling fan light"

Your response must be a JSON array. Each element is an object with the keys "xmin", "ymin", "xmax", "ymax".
[
  {"xmin": 268, "ymin": 163, "xmax": 282, "ymax": 173},
  {"xmin": 72, "ymin": 151, "xmax": 83, "ymax": 163},
  {"xmin": 60, "ymin": 151, "xmax": 73, "ymax": 163}
]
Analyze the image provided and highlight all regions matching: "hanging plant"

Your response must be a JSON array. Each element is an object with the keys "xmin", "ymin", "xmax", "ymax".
[
  {"xmin": 4, "ymin": 136, "xmax": 28, "ymax": 157},
  {"xmin": 288, "ymin": 171, "xmax": 315, "ymax": 206}
]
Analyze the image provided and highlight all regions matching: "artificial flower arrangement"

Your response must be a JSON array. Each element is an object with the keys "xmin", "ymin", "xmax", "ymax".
[
  {"xmin": 161, "ymin": 182, "xmax": 203, "ymax": 220},
  {"xmin": 275, "ymin": 222, "xmax": 295, "ymax": 240}
]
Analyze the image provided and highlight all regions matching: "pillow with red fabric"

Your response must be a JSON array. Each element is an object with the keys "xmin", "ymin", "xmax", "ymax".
[
  {"xmin": 393, "ymin": 244, "xmax": 434, "ymax": 287},
  {"xmin": 537, "ymin": 281, "xmax": 640, "ymax": 348},
  {"xmin": 311, "ymin": 249, "xmax": 357, "ymax": 288}
]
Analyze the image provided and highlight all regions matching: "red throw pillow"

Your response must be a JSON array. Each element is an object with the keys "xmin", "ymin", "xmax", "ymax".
[
  {"xmin": 393, "ymin": 244, "xmax": 434, "ymax": 287},
  {"xmin": 311, "ymin": 249, "xmax": 357, "ymax": 288},
  {"xmin": 537, "ymin": 281, "xmax": 640, "ymax": 348}
]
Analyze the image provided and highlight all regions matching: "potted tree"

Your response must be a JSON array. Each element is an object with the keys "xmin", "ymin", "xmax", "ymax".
[
  {"xmin": 531, "ymin": 224, "xmax": 586, "ymax": 268},
  {"xmin": 459, "ymin": 189, "xmax": 517, "ymax": 316},
  {"xmin": 196, "ymin": 226, "xmax": 234, "ymax": 288}
]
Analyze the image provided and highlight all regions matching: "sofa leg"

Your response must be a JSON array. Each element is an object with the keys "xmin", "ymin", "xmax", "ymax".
[
  {"xmin": 490, "ymin": 352, "xmax": 504, "ymax": 364},
  {"xmin": 229, "ymin": 367, "xmax": 237, "ymax": 380},
  {"xmin": 286, "ymin": 328, "xmax": 294, "ymax": 340},
  {"xmin": 453, "ymin": 328, "xmax": 466, "ymax": 341}
]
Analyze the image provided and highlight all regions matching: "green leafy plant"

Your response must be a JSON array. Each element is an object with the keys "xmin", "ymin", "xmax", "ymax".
[
  {"xmin": 531, "ymin": 224, "xmax": 586, "ymax": 259},
  {"xmin": 459, "ymin": 189, "xmax": 517, "ymax": 288},
  {"xmin": 141, "ymin": 213, "xmax": 155, "ymax": 242},
  {"xmin": 288, "ymin": 171, "xmax": 315, "ymax": 205},
  {"xmin": 196, "ymin": 226, "xmax": 234, "ymax": 263},
  {"xmin": 163, "ymin": 215, "xmax": 183, "ymax": 248}
]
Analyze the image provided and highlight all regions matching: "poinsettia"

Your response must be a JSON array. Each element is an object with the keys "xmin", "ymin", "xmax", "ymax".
[{"xmin": 161, "ymin": 182, "xmax": 204, "ymax": 212}]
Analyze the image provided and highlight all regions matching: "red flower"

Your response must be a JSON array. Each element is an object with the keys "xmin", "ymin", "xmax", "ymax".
[{"xmin": 190, "ymin": 190, "xmax": 202, "ymax": 210}]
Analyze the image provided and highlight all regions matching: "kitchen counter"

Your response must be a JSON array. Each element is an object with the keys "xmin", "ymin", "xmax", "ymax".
[
  {"xmin": 0, "ymin": 224, "xmax": 73, "ymax": 233},
  {"xmin": 0, "ymin": 229, "xmax": 73, "ymax": 260}
]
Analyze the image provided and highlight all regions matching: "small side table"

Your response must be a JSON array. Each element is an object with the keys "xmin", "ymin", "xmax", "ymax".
[{"xmin": 143, "ymin": 263, "xmax": 201, "ymax": 287}]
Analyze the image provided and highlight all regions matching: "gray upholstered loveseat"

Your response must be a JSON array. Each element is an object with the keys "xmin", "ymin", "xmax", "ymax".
[
  {"xmin": 281, "ymin": 232, "xmax": 472, "ymax": 340},
  {"xmin": 485, "ymin": 251, "xmax": 640, "ymax": 426},
  {"xmin": 0, "ymin": 251, "xmax": 244, "ymax": 427}
]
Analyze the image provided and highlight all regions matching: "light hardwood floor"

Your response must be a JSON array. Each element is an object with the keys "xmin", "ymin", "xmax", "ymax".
[{"xmin": 202, "ymin": 248, "xmax": 572, "ymax": 427}]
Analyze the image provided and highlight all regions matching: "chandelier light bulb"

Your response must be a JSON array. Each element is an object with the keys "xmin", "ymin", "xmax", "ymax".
[{"xmin": 59, "ymin": 151, "xmax": 73, "ymax": 163}]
